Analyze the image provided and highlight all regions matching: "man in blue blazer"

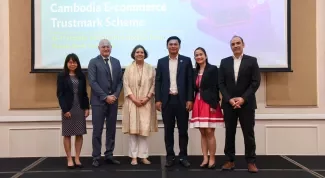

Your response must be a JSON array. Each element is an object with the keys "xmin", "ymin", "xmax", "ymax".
[
  {"xmin": 155, "ymin": 36, "xmax": 194, "ymax": 167},
  {"xmin": 88, "ymin": 39, "xmax": 123, "ymax": 167}
]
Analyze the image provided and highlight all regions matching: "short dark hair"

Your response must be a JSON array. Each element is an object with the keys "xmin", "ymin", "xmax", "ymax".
[
  {"xmin": 230, "ymin": 35, "xmax": 244, "ymax": 44},
  {"xmin": 166, "ymin": 36, "xmax": 181, "ymax": 45},
  {"xmin": 63, "ymin": 53, "xmax": 83, "ymax": 78},
  {"xmin": 131, "ymin": 45, "xmax": 148, "ymax": 60}
]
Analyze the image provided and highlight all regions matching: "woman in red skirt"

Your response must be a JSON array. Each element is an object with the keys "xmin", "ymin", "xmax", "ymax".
[{"xmin": 190, "ymin": 47, "xmax": 224, "ymax": 169}]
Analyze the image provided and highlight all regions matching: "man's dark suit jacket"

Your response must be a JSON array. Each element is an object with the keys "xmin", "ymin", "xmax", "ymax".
[
  {"xmin": 194, "ymin": 63, "xmax": 220, "ymax": 109},
  {"xmin": 218, "ymin": 54, "xmax": 261, "ymax": 109},
  {"xmin": 57, "ymin": 72, "xmax": 90, "ymax": 113},
  {"xmin": 88, "ymin": 55, "xmax": 123, "ymax": 106},
  {"xmin": 155, "ymin": 55, "xmax": 194, "ymax": 108}
]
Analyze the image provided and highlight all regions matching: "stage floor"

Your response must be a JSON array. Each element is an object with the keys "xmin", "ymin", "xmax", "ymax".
[{"xmin": 1, "ymin": 155, "xmax": 324, "ymax": 178}]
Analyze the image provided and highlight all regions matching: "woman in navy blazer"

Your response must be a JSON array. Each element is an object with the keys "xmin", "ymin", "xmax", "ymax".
[{"xmin": 57, "ymin": 53, "xmax": 90, "ymax": 168}]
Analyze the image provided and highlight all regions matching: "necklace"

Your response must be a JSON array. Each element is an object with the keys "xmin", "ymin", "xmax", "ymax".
[{"xmin": 136, "ymin": 64, "xmax": 143, "ymax": 87}]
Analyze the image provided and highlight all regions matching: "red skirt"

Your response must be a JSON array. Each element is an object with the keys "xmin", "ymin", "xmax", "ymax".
[{"xmin": 190, "ymin": 94, "xmax": 224, "ymax": 128}]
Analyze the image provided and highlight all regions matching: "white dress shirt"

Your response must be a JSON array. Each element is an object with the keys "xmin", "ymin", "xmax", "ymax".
[
  {"xmin": 169, "ymin": 55, "xmax": 178, "ymax": 94},
  {"xmin": 233, "ymin": 54, "xmax": 243, "ymax": 83}
]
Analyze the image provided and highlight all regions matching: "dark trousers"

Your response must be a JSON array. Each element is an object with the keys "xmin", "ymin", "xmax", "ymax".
[
  {"xmin": 162, "ymin": 95, "xmax": 189, "ymax": 161},
  {"xmin": 223, "ymin": 106, "xmax": 256, "ymax": 163},
  {"xmin": 91, "ymin": 103, "xmax": 118, "ymax": 160}
]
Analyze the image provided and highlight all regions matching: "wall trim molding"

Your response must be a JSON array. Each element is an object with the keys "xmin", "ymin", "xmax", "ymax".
[
  {"xmin": 1, "ymin": 114, "xmax": 325, "ymax": 122},
  {"xmin": 264, "ymin": 125, "xmax": 319, "ymax": 155}
]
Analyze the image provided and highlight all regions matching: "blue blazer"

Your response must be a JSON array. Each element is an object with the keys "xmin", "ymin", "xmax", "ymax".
[
  {"xmin": 155, "ymin": 55, "xmax": 194, "ymax": 108},
  {"xmin": 56, "ymin": 72, "xmax": 90, "ymax": 113},
  {"xmin": 87, "ymin": 55, "xmax": 123, "ymax": 106}
]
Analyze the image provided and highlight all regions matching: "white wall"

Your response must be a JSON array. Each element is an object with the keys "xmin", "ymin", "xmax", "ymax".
[{"xmin": 0, "ymin": 0, "xmax": 325, "ymax": 158}]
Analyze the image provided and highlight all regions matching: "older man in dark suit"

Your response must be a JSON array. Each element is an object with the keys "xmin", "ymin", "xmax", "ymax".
[
  {"xmin": 155, "ymin": 36, "xmax": 194, "ymax": 168},
  {"xmin": 88, "ymin": 39, "xmax": 123, "ymax": 167},
  {"xmin": 219, "ymin": 36, "xmax": 261, "ymax": 173}
]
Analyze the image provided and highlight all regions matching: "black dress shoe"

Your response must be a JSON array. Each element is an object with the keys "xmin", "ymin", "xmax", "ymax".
[
  {"xmin": 105, "ymin": 158, "xmax": 120, "ymax": 165},
  {"xmin": 92, "ymin": 160, "xmax": 100, "ymax": 167},
  {"xmin": 179, "ymin": 159, "xmax": 190, "ymax": 167},
  {"xmin": 165, "ymin": 159, "xmax": 175, "ymax": 167}
]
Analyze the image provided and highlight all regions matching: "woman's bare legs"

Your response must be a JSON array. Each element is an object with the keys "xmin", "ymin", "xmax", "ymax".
[
  {"xmin": 206, "ymin": 128, "xmax": 216, "ymax": 167},
  {"xmin": 74, "ymin": 135, "xmax": 83, "ymax": 165},
  {"xmin": 199, "ymin": 128, "xmax": 209, "ymax": 167},
  {"xmin": 63, "ymin": 136, "xmax": 74, "ymax": 166}
]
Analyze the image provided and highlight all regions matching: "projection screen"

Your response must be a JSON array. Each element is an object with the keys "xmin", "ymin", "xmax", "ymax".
[{"xmin": 31, "ymin": 0, "xmax": 291, "ymax": 72}]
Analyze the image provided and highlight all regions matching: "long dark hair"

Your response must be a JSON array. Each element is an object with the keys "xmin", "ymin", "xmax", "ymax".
[
  {"xmin": 63, "ymin": 53, "xmax": 83, "ymax": 79},
  {"xmin": 194, "ymin": 47, "xmax": 209, "ymax": 72}
]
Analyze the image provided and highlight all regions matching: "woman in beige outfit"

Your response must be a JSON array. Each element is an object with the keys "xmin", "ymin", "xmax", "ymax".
[{"xmin": 122, "ymin": 45, "xmax": 158, "ymax": 165}]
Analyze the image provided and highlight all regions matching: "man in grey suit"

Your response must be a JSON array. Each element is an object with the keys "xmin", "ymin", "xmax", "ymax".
[{"xmin": 88, "ymin": 39, "xmax": 123, "ymax": 167}]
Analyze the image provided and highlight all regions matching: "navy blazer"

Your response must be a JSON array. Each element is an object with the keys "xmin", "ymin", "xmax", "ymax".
[
  {"xmin": 218, "ymin": 54, "xmax": 261, "ymax": 109},
  {"xmin": 56, "ymin": 72, "xmax": 90, "ymax": 113},
  {"xmin": 155, "ymin": 54, "xmax": 194, "ymax": 108},
  {"xmin": 194, "ymin": 63, "xmax": 220, "ymax": 109}
]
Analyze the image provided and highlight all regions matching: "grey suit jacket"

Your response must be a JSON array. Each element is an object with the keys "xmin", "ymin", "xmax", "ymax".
[{"xmin": 88, "ymin": 55, "xmax": 123, "ymax": 106}]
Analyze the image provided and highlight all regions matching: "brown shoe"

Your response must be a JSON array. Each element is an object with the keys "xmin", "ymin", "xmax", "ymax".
[
  {"xmin": 221, "ymin": 161, "xmax": 235, "ymax": 170},
  {"xmin": 248, "ymin": 163, "xmax": 258, "ymax": 173}
]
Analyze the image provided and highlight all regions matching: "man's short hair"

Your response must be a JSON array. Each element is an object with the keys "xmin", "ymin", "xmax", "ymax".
[
  {"xmin": 166, "ymin": 36, "xmax": 181, "ymax": 45},
  {"xmin": 230, "ymin": 35, "xmax": 244, "ymax": 44},
  {"xmin": 98, "ymin": 39, "xmax": 112, "ymax": 47}
]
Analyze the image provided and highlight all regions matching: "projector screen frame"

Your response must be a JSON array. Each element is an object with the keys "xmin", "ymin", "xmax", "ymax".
[{"xmin": 30, "ymin": 0, "xmax": 292, "ymax": 73}]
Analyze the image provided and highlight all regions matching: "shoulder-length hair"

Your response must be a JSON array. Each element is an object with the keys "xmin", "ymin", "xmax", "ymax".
[{"xmin": 63, "ymin": 53, "xmax": 83, "ymax": 79}]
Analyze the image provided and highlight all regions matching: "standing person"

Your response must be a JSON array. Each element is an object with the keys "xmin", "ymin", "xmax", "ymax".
[
  {"xmin": 88, "ymin": 39, "xmax": 123, "ymax": 167},
  {"xmin": 122, "ymin": 45, "xmax": 158, "ymax": 165},
  {"xmin": 218, "ymin": 36, "xmax": 261, "ymax": 173},
  {"xmin": 190, "ymin": 47, "xmax": 224, "ymax": 169},
  {"xmin": 155, "ymin": 36, "xmax": 194, "ymax": 167},
  {"xmin": 56, "ymin": 53, "xmax": 90, "ymax": 169}
]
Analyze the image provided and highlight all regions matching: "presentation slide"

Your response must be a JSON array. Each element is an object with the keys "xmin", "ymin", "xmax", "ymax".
[{"xmin": 33, "ymin": 0, "xmax": 288, "ymax": 70}]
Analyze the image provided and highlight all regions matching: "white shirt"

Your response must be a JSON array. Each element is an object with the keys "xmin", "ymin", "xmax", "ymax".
[
  {"xmin": 102, "ymin": 56, "xmax": 113, "ymax": 81},
  {"xmin": 169, "ymin": 55, "xmax": 178, "ymax": 94},
  {"xmin": 233, "ymin": 54, "xmax": 243, "ymax": 82}
]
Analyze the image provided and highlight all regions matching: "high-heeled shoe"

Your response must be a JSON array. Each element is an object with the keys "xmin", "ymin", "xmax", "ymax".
[
  {"xmin": 74, "ymin": 160, "xmax": 83, "ymax": 168},
  {"xmin": 208, "ymin": 163, "xmax": 216, "ymax": 169},
  {"xmin": 67, "ymin": 160, "xmax": 75, "ymax": 169},
  {"xmin": 200, "ymin": 163, "xmax": 208, "ymax": 168},
  {"xmin": 67, "ymin": 164, "xmax": 75, "ymax": 169},
  {"xmin": 75, "ymin": 164, "xmax": 84, "ymax": 168}
]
